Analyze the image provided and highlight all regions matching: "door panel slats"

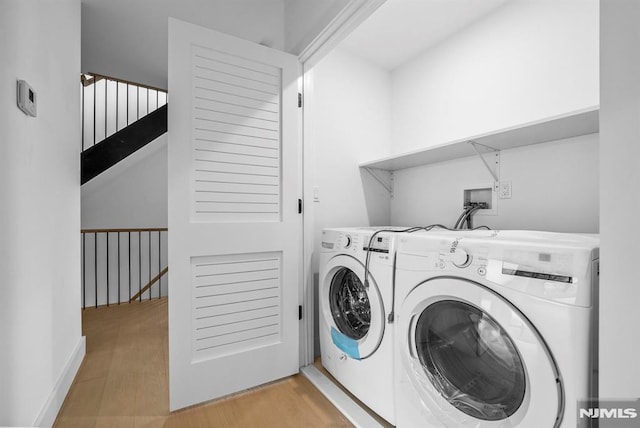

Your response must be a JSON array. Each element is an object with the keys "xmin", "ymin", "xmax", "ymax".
[
  {"xmin": 195, "ymin": 121, "xmax": 278, "ymax": 141},
  {"xmin": 195, "ymin": 107, "xmax": 279, "ymax": 127},
  {"xmin": 192, "ymin": 253, "xmax": 282, "ymax": 361},
  {"xmin": 195, "ymin": 64, "xmax": 279, "ymax": 88},
  {"xmin": 192, "ymin": 47, "xmax": 282, "ymax": 226},
  {"xmin": 195, "ymin": 94, "xmax": 278, "ymax": 114},
  {"xmin": 195, "ymin": 136, "xmax": 277, "ymax": 152},
  {"xmin": 193, "ymin": 51, "xmax": 280, "ymax": 80}
]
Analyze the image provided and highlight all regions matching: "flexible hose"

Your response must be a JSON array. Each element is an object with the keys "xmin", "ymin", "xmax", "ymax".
[
  {"xmin": 460, "ymin": 205, "xmax": 483, "ymax": 229},
  {"xmin": 454, "ymin": 206, "xmax": 473, "ymax": 229}
]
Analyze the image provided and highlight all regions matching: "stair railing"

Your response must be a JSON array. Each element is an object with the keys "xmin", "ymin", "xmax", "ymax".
[
  {"xmin": 81, "ymin": 228, "xmax": 168, "ymax": 308},
  {"xmin": 81, "ymin": 73, "xmax": 168, "ymax": 151}
]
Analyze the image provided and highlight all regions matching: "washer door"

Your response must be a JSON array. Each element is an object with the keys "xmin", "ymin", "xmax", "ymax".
[
  {"xmin": 399, "ymin": 277, "xmax": 563, "ymax": 427},
  {"xmin": 321, "ymin": 255, "xmax": 385, "ymax": 359}
]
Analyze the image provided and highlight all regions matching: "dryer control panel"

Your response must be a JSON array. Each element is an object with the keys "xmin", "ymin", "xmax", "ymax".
[{"xmin": 363, "ymin": 234, "xmax": 391, "ymax": 254}]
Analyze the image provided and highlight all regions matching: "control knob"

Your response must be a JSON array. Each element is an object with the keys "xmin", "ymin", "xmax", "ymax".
[
  {"xmin": 344, "ymin": 234, "xmax": 352, "ymax": 249},
  {"xmin": 452, "ymin": 248, "xmax": 472, "ymax": 268}
]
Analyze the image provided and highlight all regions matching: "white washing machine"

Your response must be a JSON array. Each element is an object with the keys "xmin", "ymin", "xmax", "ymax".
[
  {"xmin": 393, "ymin": 230, "xmax": 599, "ymax": 428},
  {"xmin": 319, "ymin": 227, "xmax": 405, "ymax": 425}
]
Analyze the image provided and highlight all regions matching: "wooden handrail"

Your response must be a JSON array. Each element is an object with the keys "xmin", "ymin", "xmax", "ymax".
[
  {"xmin": 130, "ymin": 267, "xmax": 169, "ymax": 302},
  {"xmin": 81, "ymin": 72, "xmax": 168, "ymax": 93},
  {"xmin": 81, "ymin": 74, "xmax": 105, "ymax": 87},
  {"xmin": 81, "ymin": 228, "xmax": 168, "ymax": 234}
]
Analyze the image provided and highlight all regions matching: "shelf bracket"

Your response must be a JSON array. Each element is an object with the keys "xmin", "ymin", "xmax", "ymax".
[
  {"xmin": 468, "ymin": 140, "xmax": 500, "ymax": 191},
  {"xmin": 363, "ymin": 167, "xmax": 393, "ymax": 196}
]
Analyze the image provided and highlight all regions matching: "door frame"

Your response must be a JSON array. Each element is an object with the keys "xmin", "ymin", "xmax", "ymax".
[{"xmin": 298, "ymin": 0, "xmax": 388, "ymax": 367}]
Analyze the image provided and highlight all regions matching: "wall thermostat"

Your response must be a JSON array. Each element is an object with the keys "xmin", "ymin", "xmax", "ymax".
[{"xmin": 16, "ymin": 80, "xmax": 37, "ymax": 117}]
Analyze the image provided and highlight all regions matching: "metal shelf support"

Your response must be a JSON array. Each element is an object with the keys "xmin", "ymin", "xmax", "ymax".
[{"xmin": 468, "ymin": 140, "xmax": 500, "ymax": 191}]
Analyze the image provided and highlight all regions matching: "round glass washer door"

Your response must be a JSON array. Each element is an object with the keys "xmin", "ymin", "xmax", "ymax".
[
  {"xmin": 329, "ymin": 267, "xmax": 371, "ymax": 340},
  {"xmin": 320, "ymin": 255, "xmax": 384, "ymax": 359},
  {"xmin": 398, "ymin": 277, "xmax": 563, "ymax": 427},
  {"xmin": 416, "ymin": 300, "xmax": 526, "ymax": 421}
]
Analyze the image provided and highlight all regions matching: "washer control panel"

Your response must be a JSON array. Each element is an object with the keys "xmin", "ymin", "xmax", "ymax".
[
  {"xmin": 363, "ymin": 234, "xmax": 391, "ymax": 254},
  {"xmin": 320, "ymin": 230, "xmax": 390, "ymax": 254},
  {"xmin": 395, "ymin": 236, "xmax": 488, "ymax": 274},
  {"xmin": 395, "ymin": 233, "xmax": 594, "ymax": 306}
]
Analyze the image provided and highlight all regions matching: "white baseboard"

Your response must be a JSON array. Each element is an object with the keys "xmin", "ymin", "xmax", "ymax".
[
  {"xmin": 300, "ymin": 365, "xmax": 384, "ymax": 428},
  {"xmin": 33, "ymin": 336, "xmax": 86, "ymax": 427}
]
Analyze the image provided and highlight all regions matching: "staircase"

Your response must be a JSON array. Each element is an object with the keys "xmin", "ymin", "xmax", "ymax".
[
  {"xmin": 81, "ymin": 228, "xmax": 168, "ymax": 308},
  {"xmin": 80, "ymin": 73, "xmax": 168, "ymax": 183},
  {"xmin": 80, "ymin": 74, "xmax": 169, "ymax": 307}
]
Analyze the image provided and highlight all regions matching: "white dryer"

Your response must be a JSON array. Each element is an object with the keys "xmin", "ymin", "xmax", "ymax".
[
  {"xmin": 393, "ymin": 230, "xmax": 599, "ymax": 428},
  {"xmin": 319, "ymin": 227, "xmax": 404, "ymax": 425}
]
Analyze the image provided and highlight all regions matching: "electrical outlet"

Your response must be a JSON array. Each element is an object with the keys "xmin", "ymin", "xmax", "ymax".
[{"xmin": 499, "ymin": 181, "xmax": 512, "ymax": 199}]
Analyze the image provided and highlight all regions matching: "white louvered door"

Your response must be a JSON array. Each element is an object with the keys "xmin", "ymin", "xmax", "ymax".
[{"xmin": 168, "ymin": 19, "xmax": 301, "ymax": 410}]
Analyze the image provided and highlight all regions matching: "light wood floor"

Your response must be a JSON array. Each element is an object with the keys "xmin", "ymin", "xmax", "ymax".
[{"xmin": 55, "ymin": 298, "xmax": 353, "ymax": 428}]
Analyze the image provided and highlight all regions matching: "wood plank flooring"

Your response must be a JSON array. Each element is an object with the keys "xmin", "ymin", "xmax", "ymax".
[{"xmin": 54, "ymin": 298, "xmax": 352, "ymax": 428}]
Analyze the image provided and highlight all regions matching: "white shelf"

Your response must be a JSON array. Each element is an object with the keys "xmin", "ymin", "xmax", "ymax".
[{"xmin": 359, "ymin": 106, "xmax": 599, "ymax": 171}]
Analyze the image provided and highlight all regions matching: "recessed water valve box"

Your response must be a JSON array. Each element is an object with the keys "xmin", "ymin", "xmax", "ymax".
[
  {"xmin": 463, "ymin": 185, "xmax": 497, "ymax": 215},
  {"xmin": 17, "ymin": 80, "xmax": 37, "ymax": 117},
  {"xmin": 464, "ymin": 187, "xmax": 492, "ymax": 208}
]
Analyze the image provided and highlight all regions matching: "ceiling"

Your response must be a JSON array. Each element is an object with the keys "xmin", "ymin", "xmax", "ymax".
[
  {"xmin": 80, "ymin": 0, "xmax": 512, "ymax": 89},
  {"xmin": 81, "ymin": 0, "xmax": 349, "ymax": 90},
  {"xmin": 81, "ymin": 0, "xmax": 286, "ymax": 90},
  {"xmin": 339, "ymin": 0, "xmax": 512, "ymax": 70}
]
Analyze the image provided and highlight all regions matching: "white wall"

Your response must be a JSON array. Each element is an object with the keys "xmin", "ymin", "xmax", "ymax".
[
  {"xmin": 304, "ymin": 48, "xmax": 392, "ymax": 355},
  {"xmin": 386, "ymin": 0, "xmax": 599, "ymax": 233},
  {"xmin": 599, "ymin": 0, "xmax": 640, "ymax": 399},
  {"xmin": 0, "ymin": 1, "xmax": 83, "ymax": 426},
  {"xmin": 391, "ymin": 134, "xmax": 599, "ymax": 232},
  {"xmin": 284, "ymin": 0, "xmax": 350, "ymax": 55},
  {"xmin": 82, "ymin": 0, "xmax": 285, "ymax": 89},
  {"xmin": 306, "ymin": 48, "xmax": 392, "ymax": 272},
  {"xmin": 82, "ymin": 135, "xmax": 167, "ymax": 229},
  {"xmin": 390, "ymin": 0, "xmax": 599, "ymax": 154}
]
